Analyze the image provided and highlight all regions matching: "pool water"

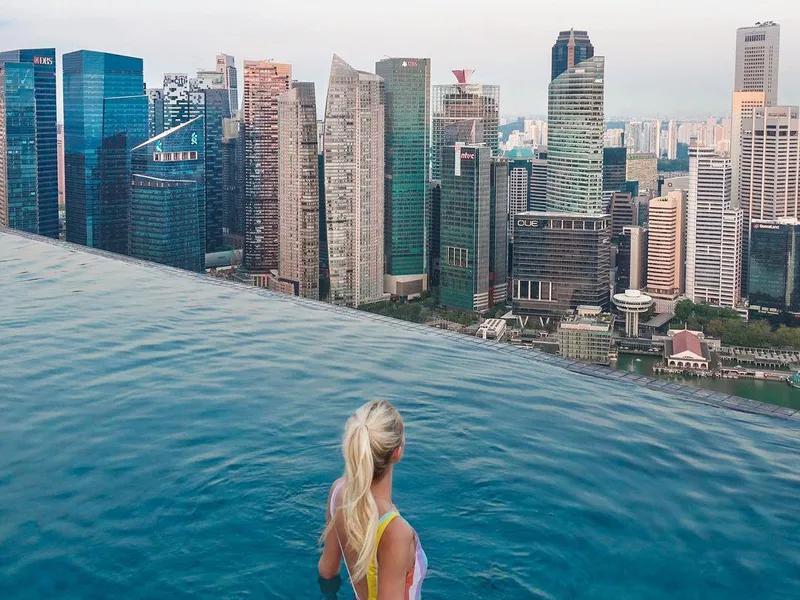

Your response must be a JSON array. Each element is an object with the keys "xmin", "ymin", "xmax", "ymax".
[{"xmin": 1, "ymin": 231, "xmax": 799, "ymax": 599}]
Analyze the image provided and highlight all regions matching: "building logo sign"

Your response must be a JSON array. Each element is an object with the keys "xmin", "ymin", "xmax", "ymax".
[
  {"xmin": 401, "ymin": 60, "xmax": 418, "ymax": 68},
  {"xmin": 191, "ymin": 132, "xmax": 198, "ymax": 146},
  {"xmin": 460, "ymin": 152, "xmax": 475, "ymax": 160},
  {"xmin": 516, "ymin": 219, "xmax": 540, "ymax": 228},
  {"xmin": 753, "ymin": 223, "xmax": 780, "ymax": 230},
  {"xmin": 33, "ymin": 56, "xmax": 54, "ymax": 66}
]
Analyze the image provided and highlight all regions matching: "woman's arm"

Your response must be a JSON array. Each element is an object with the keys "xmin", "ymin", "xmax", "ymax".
[
  {"xmin": 376, "ymin": 519, "xmax": 415, "ymax": 600},
  {"xmin": 318, "ymin": 481, "xmax": 343, "ymax": 579}
]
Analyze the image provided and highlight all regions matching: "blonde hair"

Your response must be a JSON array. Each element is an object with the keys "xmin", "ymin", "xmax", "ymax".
[{"xmin": 326, "ymin": 400, "xmax": 404, "ymax": 582}]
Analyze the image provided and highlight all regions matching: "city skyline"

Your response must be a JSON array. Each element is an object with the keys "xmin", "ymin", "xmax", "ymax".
[{"xmin": 2, "ymin": 2, "xmax": 798, "ymax": 119}]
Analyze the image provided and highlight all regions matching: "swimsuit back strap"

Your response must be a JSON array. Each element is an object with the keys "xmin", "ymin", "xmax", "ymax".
[{"xmin": 366, "ymin": 511, "xmax": 400, "ymax": 600}]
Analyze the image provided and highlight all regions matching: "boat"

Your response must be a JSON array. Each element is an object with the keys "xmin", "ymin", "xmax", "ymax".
[{"xmin": 786, "ymin": 372, "xmax": 800, "ymax": 389}]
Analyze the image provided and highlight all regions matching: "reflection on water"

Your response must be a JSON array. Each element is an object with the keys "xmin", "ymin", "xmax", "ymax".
[
  {"xmin": 0, "ymin": 231, "xmax": 799, "ymax": 600},
  {"xmin": 617, "ymin": 354, "xmax": 800, "ymax": 410}
]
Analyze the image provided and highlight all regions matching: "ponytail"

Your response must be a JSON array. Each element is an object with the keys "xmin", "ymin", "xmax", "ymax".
[{"xmin": 324, "ymin": 400, "xmax": 404, "ymax": 582}]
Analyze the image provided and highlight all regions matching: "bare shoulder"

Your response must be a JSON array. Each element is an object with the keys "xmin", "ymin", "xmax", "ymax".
[{"xmin": 381, "ymin": 515, "xmax": 414, "ymax": 547}]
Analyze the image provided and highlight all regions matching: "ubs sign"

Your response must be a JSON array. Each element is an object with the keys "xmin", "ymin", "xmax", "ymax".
[
  {"xmin": 33, "ymin": 56, "xmax": 54, "ymax": 66},
  {"xmin": 516, "ymin": 219, "xmax": 540, "ymax": 228}
]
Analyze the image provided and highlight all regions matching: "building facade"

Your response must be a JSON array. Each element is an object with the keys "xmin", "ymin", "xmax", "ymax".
[
  {"xmin": 551, "ymin": 29, "xmax": 595, "ymax": 81},
  {"xmin": 431, "ymin": 71, "xmax": 499, "ymax": 180},
  {"xmin": 646, "ymin": 191, "xmax": 685, "ymax": 301},
  {"xmin": 603, "ymin": 146, "xmax": 626, "ymax": 192},
  {"xmin": 0, "ymin": 48, "xmax": 58, "ymax": 238},
  {"xmin": 323, "ymin": 55, "xmax": 385, "ymax": 307},
  {"xmin": 546, "ymin": 55, "xmax": 605, "ymax": 213},
  {"xmin": 686, "ymin": 145, "xmax": 742, "ymax": 308},
  {"xmin": 748, "ymin": 219, "xmax": 800, "ymax": 320},
  {"xmin": 625, "ymin": 153, "xmax": 658, "ymax": 196},
  {"xmin": 63, "ymin": 50, "xmax": 147, "ymax": 250},
  {"xmin": 129, "ymin": 117, "xmax": 206, "ymax": 272},
  {"xmin": 242, "ymin": 60, "xmax": 292, "ymax": 284},
  {"xmin": 490, "ymin": 157, "xmax": 509, "ymax": 305},
  {"xmin": 731, "ymin": 21, "xmax": 780, "ymax": 210},
  {"xmin": 216, "ymin": 53, "xmax": 239, "ymax": 113},
  {"xmin": 439, "ymin": 144, "xmax": 491, "ymax": 312},
  {"xmin": 277, "ymin": 81, "xmax": 319, "ymax": 300},
  {"xmin": 739, "ymin": 106, "xmax": 800, "ymax": 294},
  {"xmin": 512, "ymin": 211, "xmax": 611, "ymax": 321},
  {"xmin": 375, "ymin": 57, "xmax": 431, "ymax": 297}
]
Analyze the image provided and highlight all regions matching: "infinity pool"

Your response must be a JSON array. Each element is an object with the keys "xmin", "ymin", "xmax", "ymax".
[{"xmin": 1, "ymin": 231, "xmax": 798, "ymax": 599}]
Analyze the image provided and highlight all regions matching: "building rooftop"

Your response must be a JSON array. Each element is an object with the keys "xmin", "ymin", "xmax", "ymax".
[
  {"xmin": 672, "ymin": 329, "xmax": 704, "ymax": 357},
  {"xmin": 1, "ymin": 229, "xmax": 799, "ymax": 598}
]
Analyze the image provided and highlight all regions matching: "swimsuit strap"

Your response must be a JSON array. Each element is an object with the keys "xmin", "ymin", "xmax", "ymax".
[{"xmin": 367, "ymin": 512, "xmax": 400, "ymax": 600}]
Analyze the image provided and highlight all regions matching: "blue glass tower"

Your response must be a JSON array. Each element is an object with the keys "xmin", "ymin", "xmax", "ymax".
[
  {"xmin": 201, "ymin": 88, "xmax": 231, "ymax": 253},
  {"xmin": 129, "ymin": 117, "xmax": 206, "ymax": 272},
  {"xmin": 0, "ymin": 48, "xmax": 58, "ymax": 238},
  {"xmin": 63, "ymin": 50, "xmax": 146, "ymax": 249},
  {"xmin": 551, "ymin": 30, "xmax": 594, "ymax": 81}
]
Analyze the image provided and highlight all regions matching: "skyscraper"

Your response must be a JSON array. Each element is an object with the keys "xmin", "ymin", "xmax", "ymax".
[
  {"xmin": 216, "ymin": 54, "xmax": 239, "ymax": 113},
  {"xmin": 222, "ymin": 115, "xmax": 244, "ymax": 245},
  {"xmin": 646, "ymin": 191, "xmax": 685, "ymax": 304},
  {"xmin": 686, "ymin": 145, "xmax": 742, "ymax": 308},
  {"xmin": 323, "ymin": 55, "xmax": 385, "ymax": 307},
  {"xmin": 162, "ymin": 73, "xmax": 193, "ymax": 130},
  {"xmin": 63, "ymin": 50, "xmax": 147, "ymax": 249},
  {"xmin": 376, "ymin": 57, "xmax": 431, "ymax": 298},
  {"xmin": 241, "ymin": 60, "xmax": 291, "ymax": 285},
  {"xmin": 546, "ymin": 54, "xmax": 604, "ymax": 213},
  {"xmin": 625, "ymin": 153, "xmax": 659, "ymax": 196},
  {"xmin": 147, "ymin": 88, "xmax": 165, "ymax": 138},
  {"xmin": 667, "ymin": 120, "xmax": 678, "ymax": 160},
  {"xmin": 551, "ymin": 29, "xmax": 594, "ymax": 81},
  {"xmin": 278, "ymin": 81, "xmax": 319, "ymax": 300},
  {"xmin": 731, "ymin": 22, "xmax": 780, "ymax": 210},
  {"xmin": 748, "ymin": 220, "xmax": 800, "ymax": 320},
  {"xmin": 603, "ymin": 147, "xmax": 627, "ymax": 192},
  {"xmin": 489, "ymin": 157, "xmax": 509, "ymax": 305},
  {"xmin": 439, "ymin": 144, "xmax": 491, "ymax": 312},
  {"xmin": 739, "ymin": 106, "xmax": 800, "ymax": 295},
  {"xmin": 129, "ymin": 117, "xmax": 206, "ymax": 272},
  {"xmin": 0, "ymin": 48, "xmax": 58, "ymax": 238},
  {"xmin": 431, "ymin": 70, "xmax": 499, "ymax": 180}
]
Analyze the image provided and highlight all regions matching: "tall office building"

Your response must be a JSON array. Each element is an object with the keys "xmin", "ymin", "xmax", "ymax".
[
  {"xmin": 439, "ymin": 144, "xmax": 491, "ymax": 312},
  {"xmin": 739, "ymin": 106, "xmax": 800, "ymax": 295},
  {"xmin": 686, "ymin": 145, "xmax": 742, "ymax": 308},
  {"xmin": 216, "ymin": 54, "xmax": 239, "ymax": 113},
  {"xmin": 610, "ymin": 192, "xmax": 636, "ymax": 237},
  {"xmin": 490, "ymin": 157, "xmax": 509, "ymax": 305},
  {"xmin": 616, "ymin": 225, "xmax": 648, "ymax": 293},
  {"xmin": 63, "ymin": 50, "xmax": 147, "ymax": 250},
  {"xmin": 626, "ymin": 153, "xmax": 659, "ymax": 196},
  {"xmin": 376, "ymin": 57, "xmax": 431, "ymax": 297},
  {"xmin": 162, "ymin": 73, "xmax": 194, "ymax": 129},
  {"xmin": 551, "ymin": 29, "xmax": 594, "ymax": 81},
  {"xmin": 731, "ymin": 22, "xmax": 780, "ymax": 210},
  {"xmin": 667, "ymin": 120, "xmax": 678, "ymax": 160},
  {"xmin": 431, "ymin": 70, "xmax": 499, "ymax": 180},
  {"xmin": 748, "ymin": 219, "xmax": 800, "ymax": 320},
  {"xmin": 512, "ymin": 212, "xmax": 611, "ymax": 321},
  {"xmin": 603, "ymin": 147, "xmax": 627, "ymax": 192},
  {"xmin": 646, "ymin": 191, "xmax": 685, "ymax": 302},
  {"xmin": 530, "ymin": 152, "xmax": 548, "ymax": 212},
  {"xmin": 241, "ymin": 60, "xmax": 291, "ymax": 285},
  {"xmin": 147, "ymin": 88, "xmax": 165, "ymax": 138},
  {"xmin": 323, "ymin": 55, "xmax": 385, "ymax": 307},
  {"xmin": 222, "ymin": 115, "xmax": 244, "ymax": 244},
  {"xmin": 277, "ymin": 81, "xmax": 319, "ymax": 300},
  {"xmin": 546, "ymin": 53, "xmax": 604, "ymax": 213},
  {"xmin": 0, "ymin": 48, "xmax": 58, "ymax": 238},
  {"xmin": 129, "ymin": 117, "xmax": 206, "ymax": 272},
  {"xmin": 508, "ymin": 159, "xmax": 532, "ymax": 222}
]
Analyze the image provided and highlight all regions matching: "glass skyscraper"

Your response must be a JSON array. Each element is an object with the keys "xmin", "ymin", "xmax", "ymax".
[
  {"xmin": 0, "ymin": 48, "xmax": 58, "ymax": 238},
  {"xmin": 63, "ymin": 50, "xmax": 146, "ymax": 249},
  {"xmin": 375, "ymin": 57, "xmax": 431, "ymax": 297},
  {"xmin": 489, "ymin": 158, "xmax": 509, "ymax": 305},
  {"xmin": 546, "ymin": 55, "xmax": 605, "ymax": 214},
  {"xmin": 432, "ymin": 71, "xmax": 499, "ymax": 181},
  {"xmin": 748, "ymin": 220, "xmax": 800, "ymax": 320},
  {"xmin": 439, "ymin": 144, "xmax": 491, "ymax": 312},
  {"xmin": 129, "ymin": 117, "xmax": 206, "ymax": 272},
  {"xmin": 551, "ymin": 29, "xmax": 595, "ymax": 81}
]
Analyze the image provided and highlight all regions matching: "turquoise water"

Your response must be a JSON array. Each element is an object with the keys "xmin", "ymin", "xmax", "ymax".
[{"xmin": 1, "ymin": 231, "xmax": 799, "ymax": 599}]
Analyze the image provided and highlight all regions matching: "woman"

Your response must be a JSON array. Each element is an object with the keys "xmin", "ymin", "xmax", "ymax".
[{"xmin": 319, "ymin": 400, "xmax": 428, "ymax": 599}]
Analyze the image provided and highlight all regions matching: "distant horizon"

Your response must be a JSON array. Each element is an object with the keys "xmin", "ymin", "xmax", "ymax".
[{"xmin": 3, "ymin": 1, "xmax": 798, "ymax": 119}]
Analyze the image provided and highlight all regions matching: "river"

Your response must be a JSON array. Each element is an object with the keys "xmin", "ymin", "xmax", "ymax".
[{"xmin": 616, "ymin": 354, "xmax": 800, "ymax": 410}]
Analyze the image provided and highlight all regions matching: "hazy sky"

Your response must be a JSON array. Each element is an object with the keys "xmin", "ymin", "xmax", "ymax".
[{"xmin": 2, "ymin": 0, "xmax": 798, "ymax": 119}]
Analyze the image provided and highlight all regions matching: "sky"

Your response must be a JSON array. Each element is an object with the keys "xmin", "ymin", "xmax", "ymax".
[{"xmin": 1, "ymin": 0, "xmax": 798, "ymax": 120}]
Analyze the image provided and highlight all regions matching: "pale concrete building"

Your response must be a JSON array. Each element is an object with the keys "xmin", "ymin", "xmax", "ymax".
[
  {"xmin": 686, "ymin": 145, "xmax": 742, "ymax": 308},
  {"xmin": 277, "ymin": 81, "xmax": 319, "ymax": 300},
  {"xmin": 626, "ymin": 153, "xmax": 659, "ymax": 195},
  {"xmin": 646, "ymin": 191, "xmax": 685, "ymax": 301},
  {"xmin": 323, "ymin": 55, "xmax": 385, "ymax": 307}
]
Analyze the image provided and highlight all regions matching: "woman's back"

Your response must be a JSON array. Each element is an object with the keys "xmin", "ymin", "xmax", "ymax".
[{"xmin": 318, "ymin": 400, "xmax": 428, "ymax": 600}]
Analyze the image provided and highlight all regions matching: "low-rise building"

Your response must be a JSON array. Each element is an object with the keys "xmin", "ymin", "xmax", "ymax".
[
  {"xmin": 476, "ymin": 318, "xmax": 507, "ymax": 340},
  {"xmin": 664, "ymin": 329, "xmax": 710, "ymax": 370},
  {"xmin": 558, "ymin": 306, "xmax": 614, "ymax": 364}
]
